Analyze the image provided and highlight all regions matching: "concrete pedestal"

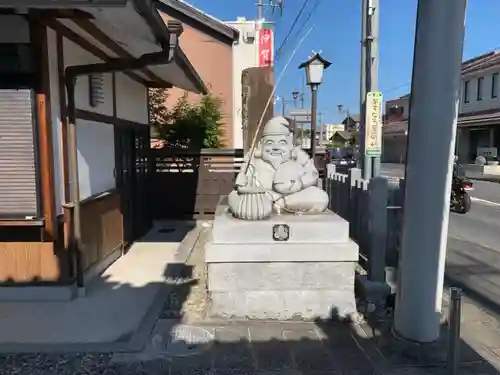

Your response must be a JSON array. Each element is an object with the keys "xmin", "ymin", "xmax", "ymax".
[{"xmin": 205, "ymin": 205, "xmax": 359, "ymax": 320}]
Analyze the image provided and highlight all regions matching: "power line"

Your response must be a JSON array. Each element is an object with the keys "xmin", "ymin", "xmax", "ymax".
[
  {"xmin": 277, "ymin": 0, "xmax": 323, "ymax": 62},
  {"xmin": 274, "ymin": 0, "xmax": 311, "ymax": 61}
]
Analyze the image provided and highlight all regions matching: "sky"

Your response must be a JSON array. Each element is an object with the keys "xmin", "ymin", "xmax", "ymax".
[{"xmin": 184, "ymin": 0, "xmax": 500, "ymax": 123}]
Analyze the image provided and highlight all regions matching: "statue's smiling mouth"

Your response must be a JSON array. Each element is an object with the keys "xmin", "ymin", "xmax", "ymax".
[{"xmin": 270, "ymin": 151, "xmax": 283, "ymax": 156}]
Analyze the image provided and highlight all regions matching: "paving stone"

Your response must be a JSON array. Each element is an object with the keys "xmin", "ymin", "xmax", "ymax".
[
  {"xmin": 315, "ymin": 321, "xmax": 362, "ymax": 347},
  {"xmin": 214, "ymin": 325, "xmax": 250, "ymax": 342},
  {"xmin": 213, "ymin": 327, "xmax": 256, "ymax": 370},
  {"xmin": 168, "ymin": 347, "xmax": 215, "ymax": 374},
  {"xmin": 329, "ymin": 346, "xmax": 374, "ymax": 372},
  {"xmin": 249, "ymin": 323, "xmax": 294, "ymax": 370},
  {"xmin": 281, "ymin": 329, "xmax": 336, "ymax": 371},
  {"xmin": 282, "ymin": 324, "xmax": 321, "ymax": 341}
]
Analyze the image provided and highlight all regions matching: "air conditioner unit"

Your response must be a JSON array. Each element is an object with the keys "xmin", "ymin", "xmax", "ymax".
[{"xmin": 244, "ymin": 30, "xmax": 255, "ymax": 42}]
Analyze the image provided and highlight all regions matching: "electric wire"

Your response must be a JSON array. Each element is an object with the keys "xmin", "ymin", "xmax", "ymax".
[
  {"xmin": 277, "ymin": 0, "xmax": 323, "ymax": 62},
  {"xmin": 274, "ymin": 0, "xmax": 311, "ymax": 61}
]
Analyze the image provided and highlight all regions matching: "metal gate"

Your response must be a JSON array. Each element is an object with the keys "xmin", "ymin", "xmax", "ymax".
[{"xmin": 114, "ymin": 125, "xmax": 151, "ymax": 244}]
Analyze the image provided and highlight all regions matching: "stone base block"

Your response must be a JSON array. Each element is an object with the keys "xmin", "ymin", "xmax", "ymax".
[
  {"xmin": 210, "ymin": 290, "xmax": 357, "ymax": 320},
  {"xmin": 206, "ymin": 204, "xmax": 358, "ymax": 321},
  {"xmin": 206, "ymin": 241, "xmax": 358, "ymax": 263},
  {"xmin": 211, "ymin": 208, "xmax": 349, "ymax": 244},
  {"xmin": 208, "ymin": 262, "xmax": 355, "ymax": 291}
]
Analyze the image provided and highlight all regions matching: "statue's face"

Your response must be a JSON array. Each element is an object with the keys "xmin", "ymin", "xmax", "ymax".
[{"xmin": 260, "ymin": 133, "xmax": 292, "ymax": 166}]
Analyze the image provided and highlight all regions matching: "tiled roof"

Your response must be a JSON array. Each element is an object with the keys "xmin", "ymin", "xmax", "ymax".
[
  {"xmin": 461, "ymin": 50, "xmax": 500, "ymax": 74},
  {"xmin": 383, "ymin": 120, "xmax": 407, "ymax": 135},
  {"xmin": 157, "ymin": 0, "xmax": 239, "ymax": 41},
  {"xmin": 334, "ymin": 131, "xmax": 353, "ymax": 141},
  {"xmin": 458, "ymin": 109, "xmax": 500, "ymax": 127},
  {"xmin": 392, "ymin": 50, "xmax": 500, "ymax": 100}
]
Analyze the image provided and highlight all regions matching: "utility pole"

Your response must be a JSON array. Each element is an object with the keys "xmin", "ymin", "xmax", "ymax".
[
  {"xmin": 360, "ymin": 0, "xmax": 380, "ymax": 179},
  {"xmin": 257, "ymin": 0, "xmax": 263, "ymax": 21},
  {"xmin": 393, "ymin": 0, "xmax": 467, "ymax": 343},
  {"xmin": 359, "ymin": 0, "xmax": 369, "ymax": 177},
  {"xmin": 368, "ymin": 0, "xmax": 380, "ymax": 177}
]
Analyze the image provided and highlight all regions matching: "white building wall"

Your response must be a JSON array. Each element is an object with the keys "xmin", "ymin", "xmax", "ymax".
[
  {"xmin": 323, "ymin": 124, "xmax": 345, "ymax": 141},
  {"xmin": 63, "ymin": 36, "xmax": 116, "ymax": 202},
  {"xmin": 63, "ymin": 38, "xmax": 114, "ymax": 116},
  {"xmin": 115, "ymin": 72, "xmax": 148, "ymax": 123},
  {"xmin": 226, "ymin": 19, "xmax": 260, "ymax": 149},
  {"xmin": 75, "ymin": 120, "xmax": 115, "ymax": 200},
  {"xmin": 460, "ymin": 66, "xmax": 500, "ymax": 114}
]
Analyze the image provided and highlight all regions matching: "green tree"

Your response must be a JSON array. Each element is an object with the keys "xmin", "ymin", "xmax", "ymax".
[
  {"xmin": 148, "ymin": 88, "xmax": 169, "ymax": 137},
  {"xmin": 158, "ymin": 92, "xmax": 225, "ymax": 149},
  {"xmin": 349, "ymin": 131, "xmax": 360, "ymax": 146},
  {"xmin": 327, "ymin": 140, "xmax": 346, "ymax": 148},
  {"xmin": 296, "ymin": 128, "xmax": 311, "ymax": 140}
]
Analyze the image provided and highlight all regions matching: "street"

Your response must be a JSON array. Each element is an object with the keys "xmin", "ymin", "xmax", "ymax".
[{"xmin": 381, "ymin": 163, "xmax": 500, "ymax": 315}]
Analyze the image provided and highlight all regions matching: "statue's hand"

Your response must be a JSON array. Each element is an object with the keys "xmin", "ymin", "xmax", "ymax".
[
  {"xmin": 289, "ymin": 179, "xmax": 303, "ymax": 193},
  {"xmin": 300, "ymin": 170, "xmax": 317, "ymax": 188},
  {"xmin": 273, "ymin": 178, "xmax": 302, "ymax": 195}
]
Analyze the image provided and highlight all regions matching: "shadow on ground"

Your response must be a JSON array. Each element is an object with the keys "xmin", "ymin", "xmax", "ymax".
[{"xmin": 0, "ymin": 229, "xmax": 499, "ymax": 375}]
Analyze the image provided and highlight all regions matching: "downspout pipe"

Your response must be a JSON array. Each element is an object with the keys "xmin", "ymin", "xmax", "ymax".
[{"xmin": 64, "ymin": 20, "xmax": 182, "ymax": 291}]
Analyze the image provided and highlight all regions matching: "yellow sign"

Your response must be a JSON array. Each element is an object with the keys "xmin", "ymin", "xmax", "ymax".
[{"xmin": 365, "ymin": 91, "xmax": 383, "ymax": 157}]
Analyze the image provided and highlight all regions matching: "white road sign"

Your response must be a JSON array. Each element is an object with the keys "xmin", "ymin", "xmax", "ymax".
[{"xmin": 364, "ymin": 91, "xmax": 383, "ymax": 157}]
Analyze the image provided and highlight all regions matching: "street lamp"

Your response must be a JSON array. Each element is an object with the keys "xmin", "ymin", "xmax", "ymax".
[
  {"xmin": 292, "ymin": 89, "xmax": 299, "ymax": 108},
  {"xmin": 299, "ymin": 52, "xmax": 331, "ymax": 159}
]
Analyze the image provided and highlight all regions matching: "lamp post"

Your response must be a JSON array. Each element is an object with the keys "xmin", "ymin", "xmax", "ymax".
[
  {"xmin": 299, "ymin": 52, "xmax": 331, "ymax": 159},
  {"xmin": 292, "ymin": 89, "xmax": 300, "ymax": 108},
  {"xmin": 275, "ymin": 94, "xmax": 296, "ymax": 116}
]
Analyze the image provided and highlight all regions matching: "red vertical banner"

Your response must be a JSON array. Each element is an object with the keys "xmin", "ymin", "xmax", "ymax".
[{"xmin": 258, "ymin": 28, "xmax": 273, "ymax": 67}]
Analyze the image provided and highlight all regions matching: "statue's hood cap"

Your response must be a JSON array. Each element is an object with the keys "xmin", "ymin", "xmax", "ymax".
[{"xmin": 262, "ymin": 116, "xmax": 291, "ymax": 136}]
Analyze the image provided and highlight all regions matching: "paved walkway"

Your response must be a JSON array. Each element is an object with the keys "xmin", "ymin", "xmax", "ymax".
[
  {"xmin": 2, "ymin": 222, "xmax": 500, "ymax": 374},
  {"xmin": 0, "ymin": 221, "xmax": 201, "ymax": 353}
]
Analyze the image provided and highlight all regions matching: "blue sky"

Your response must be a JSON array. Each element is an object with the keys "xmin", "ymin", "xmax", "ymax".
[{"xmin": 185, "ymin": 0, "xmax": 500, "ymax": 123}]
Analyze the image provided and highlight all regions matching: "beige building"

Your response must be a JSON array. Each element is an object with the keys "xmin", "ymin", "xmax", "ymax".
[
  {"xmin": 383, "ymin": 50, "xmax": 500, "ymax": 164},
  {"xmin": 457, "ymin": 51, "xmax": 500, "ymax": 163},
  {"xmin": 322, "ymin": 123, "xmax": 345, "ymax": 143}
]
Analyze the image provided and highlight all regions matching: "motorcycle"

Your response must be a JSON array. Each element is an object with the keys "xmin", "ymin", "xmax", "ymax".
[{"xmin": 451, "ymin": 176, "xmax": 473, "ymax": 214}]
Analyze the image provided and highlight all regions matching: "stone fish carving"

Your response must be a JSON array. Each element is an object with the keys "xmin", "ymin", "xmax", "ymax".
[{"xmin": 228, "ymin": 116, "xmax": 329, "ymax": 220}]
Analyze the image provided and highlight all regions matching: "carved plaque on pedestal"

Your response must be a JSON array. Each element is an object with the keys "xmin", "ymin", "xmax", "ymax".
[{"xmin": 272, "ymin": 224, "xmax": 290, "ymax": 242}]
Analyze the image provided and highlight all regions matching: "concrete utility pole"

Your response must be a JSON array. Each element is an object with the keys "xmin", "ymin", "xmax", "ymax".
[
  {"xmin": 360, "ymin": 0, "xmax": 380, "ymax": 180},
  {"xmin": 257, "ymin": 0, "xmax": 263, "ymax": 21},
  {"xmin": 359, "ymin": 0, "xmax": 369, "ymax": 177},
  {"xmin": 368, "ymin": 0, "xmax": 380, "ymax": 177},
  {"xmin": 393, "ymin": 0, "xmax": 467, "ymax": 343}
]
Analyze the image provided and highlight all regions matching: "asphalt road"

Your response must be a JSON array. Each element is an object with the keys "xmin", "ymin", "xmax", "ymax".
[{"xmin": 381, "ymin": 163, "xmax": 500, "ymax": 313}]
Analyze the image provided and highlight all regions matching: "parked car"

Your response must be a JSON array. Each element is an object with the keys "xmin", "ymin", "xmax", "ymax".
[{"xmin": 327, "ymin": 147, "xmax": 356, "ymax": 168}]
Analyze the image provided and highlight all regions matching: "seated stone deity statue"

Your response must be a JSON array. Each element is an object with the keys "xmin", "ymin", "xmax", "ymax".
[{"xmin": 228, "ymin": 116, "xmax": 329, "ymax": 219}]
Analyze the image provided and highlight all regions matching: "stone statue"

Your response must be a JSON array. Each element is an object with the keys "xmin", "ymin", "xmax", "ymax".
[{"xmin": 228, "ymin": 116, "xmax": 329, "ymax": 220}]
